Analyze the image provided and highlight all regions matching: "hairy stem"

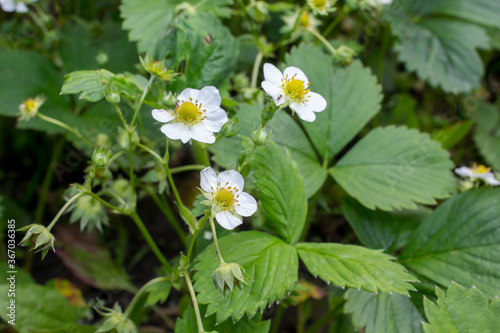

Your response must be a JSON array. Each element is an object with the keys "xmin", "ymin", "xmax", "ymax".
[{"xmin": 209, "ymin": 216, "xmax": 225, "ymax": 264}]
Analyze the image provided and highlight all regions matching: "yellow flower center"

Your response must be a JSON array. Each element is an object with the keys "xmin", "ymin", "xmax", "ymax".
[
  {"xmin": 25, "ymin": 99, "xmax": 36, "ymax": 112},
  {"xmin": 176, "ymin": 101, "xmax": 202, "ymax": 123},
  {"xmin": 473, "ymin": 163, "xmax": 491, "ymax": 174},
  {"xmin": 311, "ymin": 0, "xmax": 326, "ymax": 9},
  {"xmin": 299, "ymin": 12, "xmax": 311, "ymax": 27},
  {"xmin": 283, "ymin": 78, "xmax": 311, "ymax": 103},
  {"xmin": 215, "ymin": 189, "xmax": 235, "ymax": 210}
]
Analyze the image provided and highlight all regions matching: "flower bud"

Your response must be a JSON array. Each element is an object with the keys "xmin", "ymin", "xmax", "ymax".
[
  {"xmin": 162, "ymin": 91, "xmax": 177, "ymax": 108},
  {"xmin": 18, "ymin": 95, "xmax": 45, "ymax": 121},
  {"xmin": 212, "ymin": 262, "xmax": 251, "ymax": 293},
  {"xmin": 334, "ymin": 45, "xmax": 357, "ymax": 65},
  {"xmin": 18, "ymin": 224, "xmax": 55, "ymax": 259},
  {"xmin": 92, "ymin": 147, "xmax": 111, "ymax": 168},
  {"xmin": 95, "ymin": 302, "xmax": 138, "ymax": 333},
  {"xmin": 105, "ymin": 87, "xmax": 121, "ymax": 104},
  {"xmin": 139, "ymin": 54, "xmax": 178, "ymax": 82},
  {"xmin": 251, "ymin": 126, "xmax": 272, "ymax": 146}
]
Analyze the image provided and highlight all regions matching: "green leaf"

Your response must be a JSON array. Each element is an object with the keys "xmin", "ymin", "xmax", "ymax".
[
  {"xmin": 175, "ymin": 306, "xmax": 271, "ymax": 333},
  {"xmin": 120, "ymin": 0, "xmax": 177, "ymax": 53},
  {"xmin": 0, "ymin": 284, "xmax": 80, "ymax": 332},
  {"xmin": 342, "ymin": 197, "xmax": 432, "ymax": 253},
  {"xmin": 432, "ymin": 121, "xmax": 474, "ymax": 150},
  {"xmin": 251, "ymin": 141, "xmax": 308, "ymax": 244},
  {"xmin": 285, "ymin": 45, "xmax": 382, "ymax": 160},
  {"xmin": 172, "ymin": 13, "xmax": 238, "ymax": 88},
  {"xmin": 471, "ymin": 102, "xmax": 500, "ymax": 169},
  {"xmin": 209, "ymin": 102, "xmax": 325, "ymax": 197},
  {"xmin": 345, "ymin": 289, "xmax": 424, "ymax": 333},
  {"xmin": 61, "ymin": 69, "xmax": 115, "ymax": 102},
  {"xmin": 391, "ymin": 4, "xmax": 490, "ymax": 94},
  {"xmin": 411, "ymin": 0, "xmax": 500, "ymax": 29},
  {"xmin": 330, "ymin": 126, "xmax": 457, "ymax": 211},
  {"xmin": 400, "ymin": 189, "xmax": 500, "ymax": 299},
  {"xmin": 144, "ymin": 278, "xmax": 171, "ymax": 306},
  {"xmin": 193, "ymin": 231, "xmax": 298, "ymax": 323},
  {"xmin": 295, "ymin": 242, "xmax": 417, "ymax": 295},
  {"xmin": 423, "ymin": 283, "xmax": 500, "ymax": 333},
  {"xmin": 121, "ymin": 0, "xmax": 233, "ymax": 54},
  {"xmin": 268, "ymin": 111, "xmax": 327, "ymax": 198}
]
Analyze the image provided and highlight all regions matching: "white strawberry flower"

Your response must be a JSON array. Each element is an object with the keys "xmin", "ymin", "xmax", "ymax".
[
  {"xmin": 200, "ymin": 167, "xmax": 257, "ymax": 230},
  {"xmin": 455, "ymin": 163, "xmax": 500, "ymax": 186},
  {"xmin": 261, "ymin": 63, "xmax": 327, "ymax": 122},
  {"xmin": 0, "ymin": 0, "xmax": 36, "ymax": 13},
  {"xmin": 152, "ymin": 86, "xmax": 228, "ymax": 144}
]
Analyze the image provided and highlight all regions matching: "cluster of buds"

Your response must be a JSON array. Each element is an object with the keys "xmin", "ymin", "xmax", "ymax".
[{"xmin": 18, "ymin": 224, "xmax": 55, "ymax": 259}]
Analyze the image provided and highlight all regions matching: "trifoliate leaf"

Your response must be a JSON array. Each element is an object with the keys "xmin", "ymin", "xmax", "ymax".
[
  {"xmin": 285, "ymin": 45, "xmax": 382, "ymax": 161},
  {"xmin": 251, "ymin": 142, "xmax": 308, "ymax": 244},
  {"xmin": 330, "ymin": 126, "xmax": 457, "ymax": 211},
  {"xmin": 193, "ymin": 231, "xmax": 298, "ymax": 323},
  {"xmin": 400, "ymin": 189, "xmax": 500, "ymax": 299},
  {"xmin": 390, "ymin": 2, "xmax": 490, "ymax": 93},
  {"xmin": 423, "ymin": 283, "xmax": 500, "ymax": 333},
  {"xmin": 295, "ymin": 243, "xmax": 418, "ymax": 295},
  {"xmin": 342, "ymin": 197, "xmax": 432, "ymax": 253},
  {"xmin": 345, "ymin": 289, "xmax": 424, "ymax": 333}
]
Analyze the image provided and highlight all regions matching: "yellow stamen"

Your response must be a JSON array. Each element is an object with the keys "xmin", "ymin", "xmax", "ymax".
[
  {"xmin": 177, "ymin": 102, "xmax": 200, "ymax": 122},
  {"xmin": 285, "ymin": 79, "xmax": 307, "ymax": 101},
  {"xmin": 215, "ymin": 189, "xmax": 235, "ymax": 210}
]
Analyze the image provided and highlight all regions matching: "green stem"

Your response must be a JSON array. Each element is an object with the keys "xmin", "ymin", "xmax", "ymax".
[
  {"xmin": 297, "ymin": 303, "xmax": 305, "ymax": 333},
  {"xmin": 37, "ymin": 113, "xmax": 93, "ymax": 147},
  {"xmin": 251, "ymin": 51, "xmax": 264, "ymax": 89},
  {"xmin": 299, "ymin": 189, "xmax": 321, "ymax": 242},
  {"xmin": 209, "ymin": 217, "xmax": 225, "ymax": 264},
  {"xmin": 322, "ymin": 7, "xmax": 350, "ymax": 37},
  {"xmin": 308, "ymin": 27, "xmax": 337, "ymax": 56},
  {"xmin": 136, "ymin": 141, "xmax": 184, "ymax": 208},
  {"xmin": 187, "ymin": 214, "xmax": 209, "ymax": 261},
  {"xmin": 192, "ymin": 142, "xmax": 210, "ymax": 167},
  {"xmin": 269, "ymin": 304, "xmax": 285, "ymax": 333},
  {"xmin": 113, "ymin": 103, "xmax": 128, "ymax": 127},
  {"xmin": 238, "ymin": 145, "xmax": 257, "ymax": 173},
  {"xmin": 304, "ymin": 299, "xmax": 345, "ymax": 333},
  {"xmin": 129, "ymin": 212, "xmax": 172, "ymax": 273},
  {"xmin": 46, "ymin": 192, "xmax": 86, "ymax": 231},
  {"xmin": 86, "ymin": 191, "xmax": 125, "ymax": 212},
  {"xmin": 131, "ymin": 75, "xmax": 155, "ymax": 127},
  {"xmin": 170, "ymin": 164, "xmax": 206, "ymax": 174},
  {"xmin": 141, "ymin": 184, "xmax": 188, "ymax": 247},
  {"xmin": 123, "ymin": 277, "xmax": 170, "ymax": 318},
  {"xmin": 128, "ymin": 131, "xmax": 136, "ymax": 200},
  {"xmin": 183, "ymin": 267, "xmax": 205, "ymax": 333}
]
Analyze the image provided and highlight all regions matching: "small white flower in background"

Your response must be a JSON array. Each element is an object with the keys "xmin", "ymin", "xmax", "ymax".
[
  {"xmin": 455, "ymin": 163, "xmax": 500, "ymax": 186},
  {"xmin": 307, "ymin": 0, "xmax": 335, "ymax": 16},
  {"xmin": 261, "ymin": 63, "xmax": 327, "ymax": 122},
  {"xmin": 18, "ymin": 95, "xmax": 45, "ymax": 121},
  {"xmin": 200, "ymin": 167, "xmax": 257, "ymax": 230},
  {"xmin": 0, "ymin": 0, "xmax": 37, "ymax": 13},
  {"xmin": 151, "ymin": 86, "xmax": 228, "ymax": 144}
]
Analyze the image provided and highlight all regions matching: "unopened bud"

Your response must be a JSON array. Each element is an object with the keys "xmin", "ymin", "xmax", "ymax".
[
  {"xmin": 251, "ymin": 126, "xmax": 272, "ymax": 146},
  {"xmin": 18, "ymin": 224, "xmax": 55, "ymax": 259}
]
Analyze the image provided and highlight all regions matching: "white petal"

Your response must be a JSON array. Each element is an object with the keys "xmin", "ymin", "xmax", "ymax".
[
  {"xmin": 307, "ymin": 92, "xmax": 327, "ymax": 112},
  {"xmin": 1, "ymin": 0, "xmax": 15, "ymax": 11},
  {"xmin": 235, "ymin": 192, "xmax": 257, "ymax": 217},
  {"xmin": 454, "ymin": 167, "xmax": 474, "ymax": 178},
  {"xmin": 215, "ymin": 211, "xmax": 243, "ymax": 230},
  {"xmin": 263, "ymin": 63, "xmax": 283, "ymax": 86},
  {"xmin": 262, "ymin": 81, "xmax": 285, "ymax": 106},
  {"xmin": 160, "ymin": 123, "xmax": 191, "ymax": 143},
  {"xmin": 290, "ymin": 102, "xmax": 316, "ymax": 122},
  {"xmin": 190, "ymin": 123, "xmax": 215, "ymax": 144},
  {"xmin": 15, "ymin": 2, "xmax": 28, "ymax": 12},
  {"xmin": 283, "ymin": 66, "xmax": 309, "ymax": 88},
  {"xmin": 200, "ymin": 167, "xmax": 218, "ymax": 192},
  {"xmin": 177, "ymin": 88, "xmax": 200, "ymax": 104},
  {"xmin": 203, "ymin": 108, "xmax": 228, "ymax": 132},
  {"xmin": 197, "ymin": 86, "xmax": 221, "ymax": 111},
  {"xmin": 485, "ymin": 175, "xmax": 500, "ymax": 186},
  {"xmin": 152, "ymin": 109, "xmax": 174, "ymax": 123},
  {"xmin": 217, "ymin": 170, "xmax": 244, "ymax": 192}
]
